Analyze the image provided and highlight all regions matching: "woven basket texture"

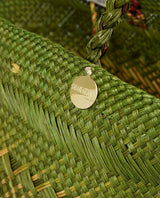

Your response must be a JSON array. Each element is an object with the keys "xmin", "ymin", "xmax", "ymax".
[
  {"xmin": 0, "ymin": 0, "xmax": 159, "ymax": 97},
  {"xmin": 0, "ymin": 0, "xmax": 160, "ymax": 198}
]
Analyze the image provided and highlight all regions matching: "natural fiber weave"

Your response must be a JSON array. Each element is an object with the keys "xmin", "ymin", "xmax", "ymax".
[
  {"xmin": 0, "ymin": 0, "xmax": 160, "ymax": 197},
  {"xmin": 0, "ymin": 0, "xmax": 159, "ymax": 97}
]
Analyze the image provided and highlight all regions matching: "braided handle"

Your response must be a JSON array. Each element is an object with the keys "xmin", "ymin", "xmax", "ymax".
[{"xmin": 87, "ymin": 0, "xmax": 129, "ymax": 64}]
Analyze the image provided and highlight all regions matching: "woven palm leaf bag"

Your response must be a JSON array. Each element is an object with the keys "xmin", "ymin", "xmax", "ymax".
[{"xmin": 0, "ymin": 0, "xmax": 160, "ymax": 198}]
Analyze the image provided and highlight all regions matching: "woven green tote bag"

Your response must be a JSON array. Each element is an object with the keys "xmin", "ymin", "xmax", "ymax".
[{"xmin": 0, "ymin": 0, "xmax": 160, "ymax": 198}]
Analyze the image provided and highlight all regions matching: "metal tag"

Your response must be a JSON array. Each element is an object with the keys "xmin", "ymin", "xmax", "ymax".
[
  {"xmin": 85, "ymin": 0, "xmax": 106, "ymax": 7},
  {"xmin": 70, "ymin": 68, "xmax": 98, "ymax": 109}
]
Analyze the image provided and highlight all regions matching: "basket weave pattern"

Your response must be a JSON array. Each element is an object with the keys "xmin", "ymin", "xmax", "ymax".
[{"xmin": 0, "ymin": 1, "xmax": 160, "ymax": 197}]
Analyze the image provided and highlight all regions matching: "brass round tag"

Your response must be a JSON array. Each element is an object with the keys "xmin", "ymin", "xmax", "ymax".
[{"xmin": 70, "ymin": 75, "xmax": 98, "ymax": 109}]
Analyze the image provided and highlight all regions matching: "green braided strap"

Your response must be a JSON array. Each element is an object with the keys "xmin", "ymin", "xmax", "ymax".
[{"xmin": 87, "ymin": 0, "xmax": 129, "ymax": 64}]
